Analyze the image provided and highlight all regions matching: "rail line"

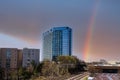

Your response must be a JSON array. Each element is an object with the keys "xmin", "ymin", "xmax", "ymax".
[{"xmin": 66, "ymin": 72, "xmax": 89, "ymax": 80}]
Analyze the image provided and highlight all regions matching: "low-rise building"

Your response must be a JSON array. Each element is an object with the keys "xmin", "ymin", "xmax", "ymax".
[
  {"xmin": 0, "ymin": 48, "xmax": 23, "ymax": 79},
  {"xmin": 0, "ymin": 48, "xmax": 18, "ymax": 69},
  {"xmin": 17, "ymin": 49, "xmax": 23, "ymax": 68},
  {"xmin": 22, "ymin": 48, "xmax": 40, "ymax": 68}
]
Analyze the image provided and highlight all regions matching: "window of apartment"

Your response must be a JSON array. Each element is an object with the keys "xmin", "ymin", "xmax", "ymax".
[{"xmin": 27, "ymin": 59, "xmax": 30, "ymax": 61}]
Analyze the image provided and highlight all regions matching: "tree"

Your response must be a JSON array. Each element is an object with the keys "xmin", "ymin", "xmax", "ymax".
[
  {"xmin": 57, "ymin": 56, "xmax": 87, "ymax": 74},
  {"xmin": 18, "ymin": 67, "xmax": 32, "ymax": 79},
  {"xmin": 30, "ymin": 60, "xmax": 37, "ymax": 74},
  {"xmin": 57, "ymin": 56, "xmax": 77, "ymax": 64},
  {"xmin": 0, "ymin": 67, "xmax": 3, "ymax": 79},
  {"xmin": 41, "ymin": 61, "xmax": 59, "ymax": 77}
]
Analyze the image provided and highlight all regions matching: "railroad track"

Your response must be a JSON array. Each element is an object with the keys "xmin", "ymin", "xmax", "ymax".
[{"xmin": 66, "ymin": 72, "xmax": 89, "ymax": 80}]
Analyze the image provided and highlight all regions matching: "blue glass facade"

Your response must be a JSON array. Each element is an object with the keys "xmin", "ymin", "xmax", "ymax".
[{"xmin": 43, "ymin": 27, "xmax": 72, "ymax": 61}]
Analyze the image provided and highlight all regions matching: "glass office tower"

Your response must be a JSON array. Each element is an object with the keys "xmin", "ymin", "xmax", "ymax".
[{"xmin": 43, "ymin": 27, "xmax": 72, "ymax": 61}]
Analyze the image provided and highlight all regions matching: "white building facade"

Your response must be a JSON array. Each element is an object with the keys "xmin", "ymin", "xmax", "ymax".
[{"xmin": 22, "ymin": 48, "xmax": 40, "ymax": 68}]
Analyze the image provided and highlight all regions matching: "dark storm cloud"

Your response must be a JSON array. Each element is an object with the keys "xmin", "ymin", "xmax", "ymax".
[
  {"xmin": 0, "ymin": 0, "xmax": 93, "ymax": 45},
  {"xmin": 0, "ymin": 0, "xmax": 120, "ymax": 61}
]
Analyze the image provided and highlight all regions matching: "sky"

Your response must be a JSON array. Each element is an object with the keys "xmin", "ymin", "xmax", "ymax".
[{"xmin": 0, "ymin": 0, "xmax": 120, "ymax": 62}]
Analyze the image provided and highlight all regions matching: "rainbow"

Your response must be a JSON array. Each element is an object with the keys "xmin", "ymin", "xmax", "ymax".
[{"xmin": 83, "ymin": 1, "xmax": 100, "ymax": 61}]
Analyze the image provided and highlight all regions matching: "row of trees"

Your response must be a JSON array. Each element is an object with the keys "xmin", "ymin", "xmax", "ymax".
[
  {"xmin": 0, "ymin": 56, "xmax": 87, "ymax": 80},
  {"xmin": 57, "ymin": 56, "xmax": 87, "ymax": 74},
  {"xmin": 34, "ymin": 56, "xmax": 86, "ymax": 80}
]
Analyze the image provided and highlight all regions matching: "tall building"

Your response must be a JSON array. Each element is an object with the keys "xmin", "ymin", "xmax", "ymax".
[
  {"xmin": 22, "ymin": 48, "xmax": 40, "ymax": 68},
  {"xmin": 43, "ymin": 27, "xmax": 72, "ymax": 61},
  {"xmin": 43, "ymin": 30, "xmax": 53, "ymax": 61},
  {"xmin": 0, "ymin": 48, "xmax": 18, "ymax": 69}
]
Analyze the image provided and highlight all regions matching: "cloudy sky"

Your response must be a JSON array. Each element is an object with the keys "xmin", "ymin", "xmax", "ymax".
[{"xmin": 0, "ymin": 0, "xmax": 120, "ymax": 62}]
